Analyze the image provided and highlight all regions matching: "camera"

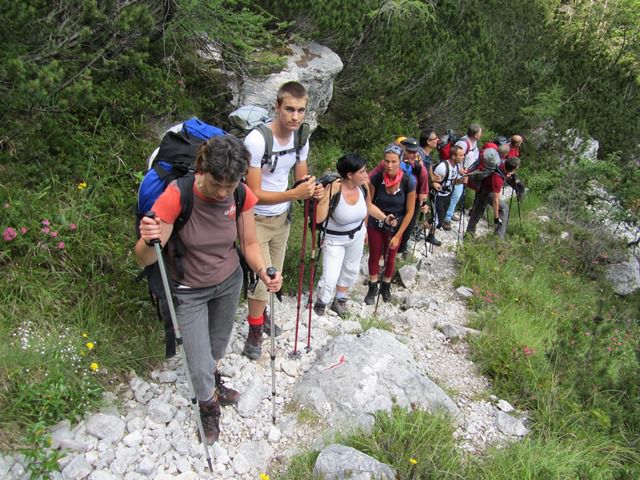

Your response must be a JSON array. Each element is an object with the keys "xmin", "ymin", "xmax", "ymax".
[{"xmin": 317, "ymin": 172, "xmax": 340, "ymax": 187}]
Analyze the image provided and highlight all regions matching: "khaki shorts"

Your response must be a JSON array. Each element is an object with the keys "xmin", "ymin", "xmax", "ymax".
[{"xmin": 248, "ymin": 212, "xmax": 290, "ymax": 302}]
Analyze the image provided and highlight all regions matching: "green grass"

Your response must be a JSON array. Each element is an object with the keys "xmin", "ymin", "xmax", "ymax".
[
  {"xmin": 0, "ymin": 142, "xmax": 165, "ymax": 449},
  {"xmin": 276, "ymin": 408, "xmax": 464, "ymax": 480},
  {"xmin": 276, "ymin": 189, "xmax": 640, "ymax": 478}
]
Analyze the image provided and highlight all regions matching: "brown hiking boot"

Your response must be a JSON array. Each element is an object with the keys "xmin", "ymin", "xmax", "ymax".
[
  {"xmin": 242, "ymin": 324, "xmax": 263, "ymax": 360},
  {"xmin": 199, "ymin": 398, "xmax": 221, "ymax": 444},
  {"xmin": 330, "ymin": 298, "xmax": 348, "ymax": 318},
  {"xmin": 214, "ymin": 370, "xmax": 240, "ymax": 406}
]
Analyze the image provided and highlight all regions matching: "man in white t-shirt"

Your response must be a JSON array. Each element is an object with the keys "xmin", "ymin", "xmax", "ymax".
[
  {"xmin": 429, "ymin": 144, "xmax": 466, "ymax": 245},
  {"xmin": 443, "ymin": 123, "xmax": 482, "ymax": 230},
  {"xmin": 242, "ymin": 81, "xmax": 323, "ymax": 360}
]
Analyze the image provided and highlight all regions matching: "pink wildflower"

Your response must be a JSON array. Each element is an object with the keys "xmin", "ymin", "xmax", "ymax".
[
  {"xmin": 50, "ymin": 231, "xmax": 58, "ymax": 238},
  {"xmin": 41, "ymin": 219, "xmax": 50, "ymax": 226},
  {"xmin": 69, "ymin": 223, "xmax": 77, "ymax": 231},
  {"xmin": 522, "ymin": 346, "xmax": 535, "ymax": 357},
  {"xmin": 41, "ymin": 226, "xmax": 51, "ymax": 234},
  {"xmin": 57, "ymin": 242, "xmax": 65, "ymax": 250},
  {"xmin": 3, "ymin": 227, "xmax": 17, "ymax": 241},
  {"xmin": 20, "ymin": 227, "xmax": 28, "ymax": 234}
]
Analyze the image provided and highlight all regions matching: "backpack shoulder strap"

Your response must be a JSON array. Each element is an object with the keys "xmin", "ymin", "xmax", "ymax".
[
  {"xmin": 360, "ymin": 184, "xmax": 368, "ymax": 200},
  {"xmin": 234, "ymin": 183, "xmax": 247, "ymax": 213},
  {"xmin": 174, "ymin": 173, "xmax": 195, "ymax": 232},
  {"xmin": 254, "ymin": 124, "xmax": 275, "ymax": 169},
  {"xmin": 401, "ymin": 172, "xmax": 412, "ymax": 193},
  {"xmin": 170, "ymin": 172, "xmax": 195, "ymax": 280},
  {"xmin": 327, "ymin": 190, "xmax": 342, "ymax": 221},
  {"xmin": 294, "ymin": 123, "xmax": 311, "ymax": 163}
]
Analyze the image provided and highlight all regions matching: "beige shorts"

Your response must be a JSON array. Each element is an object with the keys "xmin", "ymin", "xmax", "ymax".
[{"xmin": 247, "ymin": 212, "xmax": 290, "ymax": 302}]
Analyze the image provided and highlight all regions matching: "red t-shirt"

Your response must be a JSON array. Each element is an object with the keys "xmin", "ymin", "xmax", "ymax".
[
  {"xmin": 508, "ymin": 146, "xmax": 520, "ymax": 158},
  {"xmin": 152, "ymin": 176, "xmax": 258, "ymax": 287},
  {"xmin": 481, "ymin": 166, "xmax": 506, "ymax": 194}
]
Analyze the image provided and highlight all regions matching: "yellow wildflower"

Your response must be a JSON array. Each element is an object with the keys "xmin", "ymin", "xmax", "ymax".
[
  {"xmin": 86, "ymin": 341, "xmax": 95, "ymax": 350},
  {"xmin": 90, "ymin": 362, "xmax": 99, "ymax": 371},
  {"xmin": 82, "ymin": 332, "xmax": 88, "ymax": 338},
  {"xmin": 77, "ymin": 181, "xmax": 87, "ymax": 190},
  {"xmin": 409, "ymin": 458, "xmax": 418, "ymax": 465},
  {"xmin": 259, "ymin": 474, "xmax": 270, "ymax": 480}
]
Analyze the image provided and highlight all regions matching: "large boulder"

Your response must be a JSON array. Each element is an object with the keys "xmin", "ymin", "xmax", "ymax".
[
  {"xmin": 560, "ymin": 128, "xmax": 599, "ymax": 164},
  {"xmin": 231, "ymin": 42, "xmax": 343, "ymax": 131},
  {"xmin": 292, "ymin": 329, "xmax": 459, "ymax": 432},
  {"xmin": 605, "ymin": 255, "xmax": 640, "ymax": 296},
  {"xmin": 313, "ymin": 444, "xmax": 396, "ymax": 480}
]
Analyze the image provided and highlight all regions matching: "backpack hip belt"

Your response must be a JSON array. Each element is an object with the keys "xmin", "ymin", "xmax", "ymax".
[{"xmin": 319, "ymin": 219, "xmax": 364, "ymax": 239}]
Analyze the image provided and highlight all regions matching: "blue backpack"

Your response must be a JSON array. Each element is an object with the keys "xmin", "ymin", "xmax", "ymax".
[{"xmin": 137, "ymin": 118, "xmax": 226, "ymax": 217}]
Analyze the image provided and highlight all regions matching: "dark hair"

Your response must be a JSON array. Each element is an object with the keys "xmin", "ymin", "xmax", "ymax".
[
  {"xmin": 276, "ymin": 81, "xmax": 308, "ymax": 105},
  {"xmin": 336, "ymin": 153, "xmax": 366, "ymax": 178},
  {"xmin": 419, "ymin": 128, "xmax": 436, "ymax": 147},
  {"xmin": 505, "ymin": 156, "xmax": 521, "ymax": 172},
  {"xmin": 450, "ymin": 144, "xmax": 464, "ymax": 157},
  {"xmin": 195, "ymin": 135, "xmax": 249, "ymax": 183},
  {"xmin": 467, "ymin": 123, "xmax": 482, "ymax": 138}
]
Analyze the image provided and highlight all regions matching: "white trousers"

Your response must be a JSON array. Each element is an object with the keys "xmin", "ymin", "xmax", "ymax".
[{"xmin": 315, "ymin": 228, "xmax": 366, "ymax": 305}]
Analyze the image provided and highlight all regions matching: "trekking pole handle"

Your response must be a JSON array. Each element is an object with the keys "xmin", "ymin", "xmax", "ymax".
[
  {"xmin": 143, "ymin": 211, "xmax": 161, "ymax": 246},
  {"xmin": 266, "ymin": 267, "xmax": 277, "ymax": 279}
]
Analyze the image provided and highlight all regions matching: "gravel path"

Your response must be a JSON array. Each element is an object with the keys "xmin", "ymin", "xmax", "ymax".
[{"xmin": 1, "ymin": 216, "xmax": 529, "ymax": 480}]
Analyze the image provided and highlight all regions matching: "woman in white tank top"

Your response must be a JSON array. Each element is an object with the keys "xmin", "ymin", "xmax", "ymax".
[{"xmin": 313, "ymin": 154, "xmax": 396, "ymax": 318}]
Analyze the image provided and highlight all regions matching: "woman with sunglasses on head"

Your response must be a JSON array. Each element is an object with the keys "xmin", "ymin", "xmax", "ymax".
[
  {"xmin": 313, "ymin": 153, "xmax": 395, "ymax": 318},
  {"xmin": 364, "ymin": 143, "xmax": 416, "ymax": 305}
]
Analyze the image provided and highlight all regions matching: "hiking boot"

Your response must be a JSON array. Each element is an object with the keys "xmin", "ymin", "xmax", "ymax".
[
  {"xmin": 380, "ymin": 282, "xmax": 392, "ymax": 302},
  {"xmin": 313, "ymin": 301, "xmax": 326, "ymax": 316},
  {"xmin": 425, "ymin": 233, "xmax": 442, "ymax": 246},
  {"xmin": 364, "ymin": 282, "xmax": 379, "ymax": 305},
  {"xmin": 199, "ymin": 398, "xmax": 221, "ymax": 444},
  {"xmin": 443, "ymin": 221, "xmax": 452, "ymax": 231},
  {"xmin": 262, "ymin": 308, "xmax": 281, "ymax": 337},
  {"xmin": 452, "ymin": 212, "xmax": 461, "ymax": 221},
  {"xmin": 242, "ymin": 324, "xmax": 263, "ymax": 360},
  {"xmin": 214, "ymin": 370, "xmax": 240, "ymax": 406},
  {"xmin": 330, "ymin": 298, "xmax": 348, "ymax": 318}
]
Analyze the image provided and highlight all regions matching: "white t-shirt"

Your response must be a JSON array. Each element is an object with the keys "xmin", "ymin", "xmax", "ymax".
[
  {"xmin": 433, "ymin": 161, "xmax": 461, "ymax": 197},
  {"xmin": 244, "ymin": 126, "xmax": 310, "ymax": 216},
  {"xmin": 455, "ymin": 136, "xmax": 479, "ymax": 170}
]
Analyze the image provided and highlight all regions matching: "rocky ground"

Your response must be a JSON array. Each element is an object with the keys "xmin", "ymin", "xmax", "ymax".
[{"xmin": 0, "ymin": 215, "xmax": 530, "ymax": 480}]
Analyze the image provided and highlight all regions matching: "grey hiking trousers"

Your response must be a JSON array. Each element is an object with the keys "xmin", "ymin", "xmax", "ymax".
[
  {"xmin": 173, "ymin": 266, "xmax": 243, "ymax": 402},
  {"xmin": 466, "ymin": 190, "xmax": 509, "ymax": 239}
]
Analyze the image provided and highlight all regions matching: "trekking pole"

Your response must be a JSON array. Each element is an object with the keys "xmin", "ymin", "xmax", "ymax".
[
  {"xmin": 144, "ymin": 213, "xmax": 213, "ymax": 475},
  {"xmin": 290, "ymin": 199, "xmax": 309, "ymax": 358},
  {"xmin": 429, "ymin": 195, "xmax": 438, "ymax": 254},
  {"xmin": 507, "ymin": 190, "xmax": 514, "ymax": 232},
  {"xmin": 374, "ymin": 228, "xmax": 392, "ymax": 315},
  {"xmin": 456, "ymin": 187, "xmax": 466, "ymax": 248},
  {"xmin": 266, "ymin": 266, "xmax": 278, "ymax": 424},
  {"xmin": 516, "ymin": 194, "xmax": 522, "ymax": 228},
  {"xmin": 305, "ymin": 199, "xmax": 318, "ymax": 353},
  {"xmin": 412, "ymin": 212, "xmax": 423, "ymax": 258}
]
